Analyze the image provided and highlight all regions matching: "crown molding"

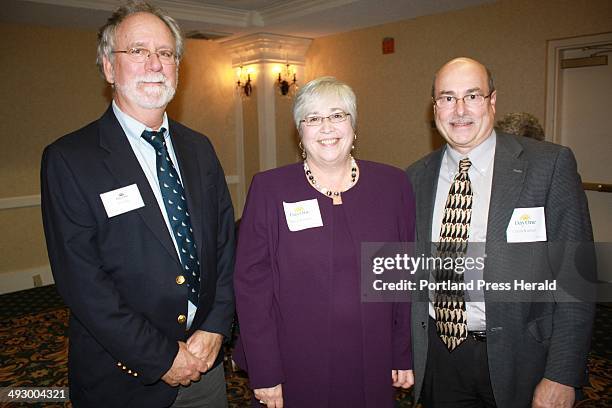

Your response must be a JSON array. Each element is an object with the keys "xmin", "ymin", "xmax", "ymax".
[
  {"xmin": 155, "ymin": 0, "xmax": 251, "ymax": 26},
  {"xmin": 258, "ymin": 0, "xmax": 358, "ymax": 25},
  {"xmin": 222, "ymin": 32, "xmax": 312, "ymax": 67},
  {"xmin": 19, "ymin": 0, "xmax": 361, "ymax": 28},
  {"xmin": 18, "ymin": 0, "xmax": 252, "ymax": 27},
  {"xmin": 18, "ymin": 0, "xmax": 118, "ymax": 12}
]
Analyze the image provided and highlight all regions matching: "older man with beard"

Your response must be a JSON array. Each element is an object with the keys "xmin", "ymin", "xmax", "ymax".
[{"xmin": 40, "ymin": 2, "xmax": 235, "ymax": 407}]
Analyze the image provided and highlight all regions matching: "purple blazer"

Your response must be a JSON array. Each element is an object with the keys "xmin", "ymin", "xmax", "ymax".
[{"xmin": 233, "ymin": 160, "xmax": 415, "ymax": 407}]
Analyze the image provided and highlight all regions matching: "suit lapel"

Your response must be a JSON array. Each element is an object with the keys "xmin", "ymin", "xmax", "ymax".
[
  {"xmin": 486, "ymin": 133, "xmax": 526, "ymax": 243},
  {"xmin": 98, "ymin": 106, "xmax": 180, "ymax": 265},
  {"xmin": 417, "ymin": 149, "xmax": 444, "ymax": 243},
  {"xmin": 412, "ymin": 148, "xmax": 443, "ymax": 306}
]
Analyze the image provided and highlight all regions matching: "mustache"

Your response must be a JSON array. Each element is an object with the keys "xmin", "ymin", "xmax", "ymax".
[
  {"xmin": 135, "ymin": 73, "xmax": 171, "ymax": 85},
  {"xmin": 449, "ymin": 117, "xmax": 474, "ymax": 125}
]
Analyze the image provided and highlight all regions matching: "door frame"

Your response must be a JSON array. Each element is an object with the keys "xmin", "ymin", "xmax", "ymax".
[{"xmin": 545, "ymin": 32, "xmax": 612, "ymax": 144}]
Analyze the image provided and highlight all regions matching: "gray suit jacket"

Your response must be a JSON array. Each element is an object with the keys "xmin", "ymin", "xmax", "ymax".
[{"xmin": 406, "ymin": 132, "xmax": 595, "ymax": 408}]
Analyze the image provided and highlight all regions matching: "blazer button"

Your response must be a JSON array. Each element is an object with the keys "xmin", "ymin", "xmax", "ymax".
[
  {"xmin": 177, "ymin": 314, "xmax": 187, "ymax": 324},
  {"xmin": 176, "ymin": 275, "xmax": 186, "ymax": 285}
]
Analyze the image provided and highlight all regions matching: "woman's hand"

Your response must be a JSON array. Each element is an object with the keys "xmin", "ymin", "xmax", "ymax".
[
  {"xmin": 254, "ymin": 384, "xmax": 283, "ymax": 407},
  {"xmin": 392, "ymin": 369, "xmax": 414, "ymax": 389}
]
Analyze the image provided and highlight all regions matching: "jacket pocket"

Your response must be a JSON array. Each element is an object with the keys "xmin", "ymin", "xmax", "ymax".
[{"xmin": 527, "ymin": 314, "xmax": 553, "ymax": 343}]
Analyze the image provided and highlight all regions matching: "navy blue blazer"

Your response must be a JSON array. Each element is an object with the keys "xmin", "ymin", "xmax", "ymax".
[{"xmin": 41, "ymin": 106, "xmax": 235, "ymax": 407}]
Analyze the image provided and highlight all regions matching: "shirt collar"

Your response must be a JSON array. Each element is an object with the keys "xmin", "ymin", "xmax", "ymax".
[
  {"xmin": 445, "ymin": 129, "xmax": 497, "ymax": 176},
  {"xmin": 112, "ymin": 100, "xmax": 170, "ymax": 144}
]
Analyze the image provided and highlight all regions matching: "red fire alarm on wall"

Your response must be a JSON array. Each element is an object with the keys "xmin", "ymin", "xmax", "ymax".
[{"xmin": 382, "ymin": 37, "xmax": 394, "ymax": 54}]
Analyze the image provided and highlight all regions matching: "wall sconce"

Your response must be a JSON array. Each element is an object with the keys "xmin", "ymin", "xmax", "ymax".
[
  {"xmin": 236, "ymin": 65, "xmax": 253, "ymax": 98},
  {"xmin": 275, "ymin": 63, "xmax": 297, "ymax": 97}
]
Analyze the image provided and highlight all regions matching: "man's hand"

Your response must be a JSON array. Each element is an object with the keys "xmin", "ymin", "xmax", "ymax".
[
  {"xmin": 532, "ymin": 378, "xmax": 575, "ymax": 408},
  {"xmin": 392, "ymin": 369, "xmax": 414, "ymax": 389},
  {"xmin": 254, "ymin": 384, "xmax": 283, "ymax": 407},
  {"xmin": 161, "ymin": 341, "xmax": 208, "ymax": 387},
  {"xmin": 186, "ymin": 330, "xmax": 224, "ymax": 371}
]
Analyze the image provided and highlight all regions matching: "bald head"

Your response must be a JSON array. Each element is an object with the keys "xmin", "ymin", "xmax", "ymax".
[
  {"xmin": 431, "ymin": 57, "xmax": 497, "ymax": 155},
  {"xmin": 432, "ymin": 58, "xmax": 495, "ymax": 98}
]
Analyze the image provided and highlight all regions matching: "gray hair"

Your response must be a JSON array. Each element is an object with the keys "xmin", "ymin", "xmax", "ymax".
[
  {"xmin": 293, "ymin": 76, "xmax": 357, "ymax": 133},
  {"xmin": 96, "ymin": 1, "xmax": 184, "ymax": 77},
  {"xmin": 496, "ymin": 112, "xmax": 545, "ymax": 141}
]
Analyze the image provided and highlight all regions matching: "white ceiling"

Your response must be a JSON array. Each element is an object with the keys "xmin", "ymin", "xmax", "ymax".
[{"xmin": 2, "ymin": 0, "xmax": 495, "ymax": 41}]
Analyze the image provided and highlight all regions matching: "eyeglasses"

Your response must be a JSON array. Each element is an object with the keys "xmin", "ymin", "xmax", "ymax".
[
  {"xmin": 433, "ymin": 91, "xmax": 494, "ymax": 109},
  {"xmin": 300, "ymin": 112, "xmax": 351, "ymax": 127},
  {"xmin": 112, "ymin": 47, "xmax": 177, "ymax": 65}
]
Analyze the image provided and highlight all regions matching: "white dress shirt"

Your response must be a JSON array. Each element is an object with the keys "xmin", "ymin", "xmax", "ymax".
[
  {"xmin": 428, "ymin": 131, "xmax": 497, "ymax": 331},
  {"xmin": 112, "ymin": 101, "xmax": 197, "ymax": 328}
]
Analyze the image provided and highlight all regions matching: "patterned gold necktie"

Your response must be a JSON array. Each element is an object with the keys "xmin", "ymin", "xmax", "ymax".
[{"xmin": 434, "ymin": 158, "xmax": 472, "ymax": 351}]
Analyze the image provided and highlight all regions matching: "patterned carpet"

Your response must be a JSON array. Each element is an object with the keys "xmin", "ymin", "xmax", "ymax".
[{"xmin": 0, "ymin": 286, "xmax": 609, "ymax": 407}]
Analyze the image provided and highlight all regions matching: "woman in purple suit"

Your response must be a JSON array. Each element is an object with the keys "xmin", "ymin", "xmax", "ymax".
[{"xmin": 233, "ymin": 77, "xmax": 415, "ymax": 407}]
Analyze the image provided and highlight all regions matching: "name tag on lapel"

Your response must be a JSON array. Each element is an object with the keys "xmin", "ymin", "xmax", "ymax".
[
  {"xmin": 283, "ymin": 199, "xmax": 323, "ymax": 232},
  {"xmin": 506, "ymin": 207, "xmax": 547, "ymax": 242},
  {"xmin": 100, "ymin": 184, "xmax": 145, "ymax": 218}
]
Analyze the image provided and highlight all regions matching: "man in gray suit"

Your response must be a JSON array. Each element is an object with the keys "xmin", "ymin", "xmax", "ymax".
[{"xmin": 407, "ymin": 57, "xmax": 595, "ymax": 408}]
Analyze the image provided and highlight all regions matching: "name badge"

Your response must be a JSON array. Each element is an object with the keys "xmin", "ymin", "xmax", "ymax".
[
  {"xmin": 506, "ymin": 207, "xmax": 547, "ymax": 242},
  {"xmin": 100, "ymin": 184, "xmax": 145, "ymax": 218},
  {"xmin": 283, "ymin": 199, "xmax": 323, "ymax": 232}
]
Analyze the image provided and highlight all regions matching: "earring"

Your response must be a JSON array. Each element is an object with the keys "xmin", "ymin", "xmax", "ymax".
[
  {"xmin": 352, "ymin": 133, "xmax": 357, "ymax": 150},
  {"xmin": 299, "ymin": 141, "xmax": 306, "ymax": 159}
]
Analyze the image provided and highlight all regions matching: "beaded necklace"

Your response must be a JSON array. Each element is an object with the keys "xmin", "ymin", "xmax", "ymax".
[{"xmin": 303, "ymin": 156, "xmax": 358, "ymax": 205}]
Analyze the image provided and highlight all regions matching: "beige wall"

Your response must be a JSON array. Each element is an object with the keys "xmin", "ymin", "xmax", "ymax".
[
  {"xmin": 167, "ymin": 39, "xmax": 237, "ymax": 175},
  {"xmin": 0, "ymin": 207, "xmax": 49, "ymax": 274},
  {"xmin": 0, "ymin": 24, "xmax": 108, "ymax": 197},
  {"xmin": 0, "ymin": 23, "xmax": 108, "ymax": 285},
  {"xmin": 302, "ymin": 0, "xmax": 612, "ymax": 168},
  {"xmin": 2, "ymin": 0, "xmax": 611, "ymax": 289},
  {"xmin": 0, "ymin": 23, "xmax": 237, "ymax": 283}
]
